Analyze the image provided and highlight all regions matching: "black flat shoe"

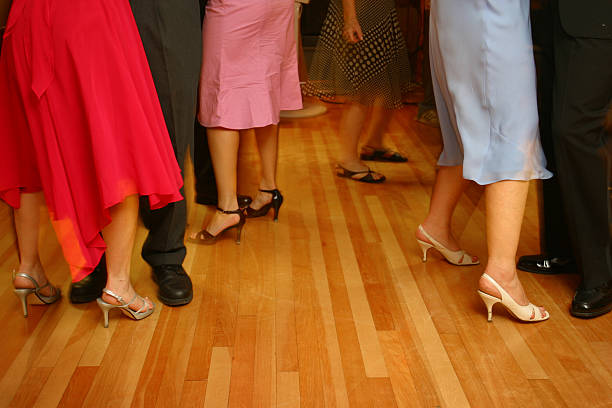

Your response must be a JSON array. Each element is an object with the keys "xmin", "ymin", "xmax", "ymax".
[
  {"xmin": 188, "ymin": 207, "xmax": 246, "ymax": 245},
  {"xmin": 196, "ymin": 194, "xmax": 252, "ymax": 209},
  {"xmin": 517, "ymin": 254, "xmax": 576, "ymax": 275},
  {"xmin": 246, "ymin": 189, "xmax": 283, "ymax": 221},
  {"xmin": 336, "ymin": 165, "xmax": 386, "ymax": 184},
  {"xmin": 70, "ymin": 254, "xmax": 107, "ymax": 304},
  {"xmin": 152, "ymin": 264, "xmax": 193, "ymax": 306},
  {"xmin": 571, "ymin": 280, "xmax": 612, "ymax": 319}
]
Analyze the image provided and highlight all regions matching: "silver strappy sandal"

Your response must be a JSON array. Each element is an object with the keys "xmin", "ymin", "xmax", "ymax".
[
  {"xmin": 96, "ymin": 288, "xmax": 155, "ymax": 328},
  {"xmin": 13, "ymin": 271, "xmax": 61, "ymax": 317}
]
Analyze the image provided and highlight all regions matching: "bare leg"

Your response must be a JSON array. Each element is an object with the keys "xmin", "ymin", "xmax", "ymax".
[
  {"xmin": 363, "ymin": 100, "xmax": 392, "ymax": 149},
  {"xmin": 478, "ymin": 180, "xmax": 546, "ymax": 316},
  {"xmin": 417, "ymin": 165, "xmax": 471, "ymax": 251},
  {"xmin": 251, "ymin": 124, "xmax": 279, "ymax": 210},
  {"xmin": 337, "ymin": 102, "xmax": 384, "ymax": 180},
  {"xmin": 101, "ymin": 195, "xmax": 152, "ymax": 312},
  {"xmin": 12, "ymin": 192, "xmax": 55, "ymax": 296},
  {"xmin": 194, "ymin": 127, "xmax": 240, "ymax": 236}
]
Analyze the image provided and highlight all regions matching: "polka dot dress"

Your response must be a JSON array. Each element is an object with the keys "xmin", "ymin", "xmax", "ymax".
[{"xmin": 305, "ymin": 0, "xmax": 411, "ymax": 109}]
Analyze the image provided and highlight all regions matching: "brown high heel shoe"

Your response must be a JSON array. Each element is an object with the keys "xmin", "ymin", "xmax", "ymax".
[
  {"xmin": 245, "ymin": 189, "xmax": 283, "ymax": 221},
  {"xmin": 188, "ymin": 207, "xmax": 246, "ymax": 245}
]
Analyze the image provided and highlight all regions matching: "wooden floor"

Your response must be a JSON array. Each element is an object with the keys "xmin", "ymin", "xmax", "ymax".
[{"xmin": 1, "ymin": 103, "xmax": 611, "ymax": 408}]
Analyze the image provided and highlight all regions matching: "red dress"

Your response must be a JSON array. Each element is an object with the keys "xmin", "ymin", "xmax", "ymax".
[{"xmin": 0, "ymin": 0, "xmax": 183, "ymax": 281}]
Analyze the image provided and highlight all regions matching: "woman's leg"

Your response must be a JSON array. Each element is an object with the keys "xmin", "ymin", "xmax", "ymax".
[
  {"xmin": 101, "ymin": 194, "xmax": 152, "ymax": 311},
  {"xmin": 197, "ymin": 127, "xmax": 240, "ymax": 236},
  {"xmin": 362, "ymin": 100, "xmax": 392, "ymax": 149},
  {"xmin": 418, "ymin": 165, "xmax": 471, "ymax": 250},
  {"xmin": 335, "ymin": 102, "xmax": 380, "ymax": 177},
  {"xmin": 479, "ymin": 180, "xmax": 546, "ymax": 315},
  {"xmin": 12, "ymin": 192, "xmax": 55, "ymax": 295},
  {"xmin": 251, "ymin": 124, "xmax": 279, "ymax": 210}
]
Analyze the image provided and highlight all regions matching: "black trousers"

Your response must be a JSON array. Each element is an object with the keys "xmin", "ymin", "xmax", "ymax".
[
  {"xmin": 130, "ymin": 0, "xmax": 202, "ymax": 267},
  {"xmin": 531, "ymin": 4, "xmax": 573, "ymax": 257},
  {"xmin": 552, "ymin": 9, "xmax": 612, "ymax": 288}
]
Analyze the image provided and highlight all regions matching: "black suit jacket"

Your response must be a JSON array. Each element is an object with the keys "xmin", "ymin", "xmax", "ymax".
[{"xmin": 559, "ymin": 0, "xmax": 612, "ymax": 39}]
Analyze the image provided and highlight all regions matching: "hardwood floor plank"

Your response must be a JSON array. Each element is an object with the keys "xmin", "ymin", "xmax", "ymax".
[
  {"xmin": 227, "ymin": 316, "xmax": 257, "ymax": 408},
  {"xmin": 203, "ymin": 347, "xmax": 232, "ymax": 408},
  {"xmin": 56, "ymin": 367, "xmax": 98, "ymax": 408}
]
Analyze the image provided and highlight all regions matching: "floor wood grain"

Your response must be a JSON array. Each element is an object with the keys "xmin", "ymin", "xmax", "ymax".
[{"xmin": 1, "ymin": 103, "xmax": 610, "ymax": 407}]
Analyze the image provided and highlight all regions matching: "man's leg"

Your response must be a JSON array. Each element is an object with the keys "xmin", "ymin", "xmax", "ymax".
[
  {"xmin": 552, "ymin": 11, "xmax": 612, "ymax": 318},
  {"xmin": 132, "ymin": 0, "xmax": 202, "ymax": 306},
  {"xmin": 517, "ymin": 3, "xmax": 575, "ymax": 275}
]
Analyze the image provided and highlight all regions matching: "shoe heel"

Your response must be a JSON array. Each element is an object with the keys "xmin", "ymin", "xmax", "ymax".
[
  {"xmin": 478, "ymin": 290, "xmax": 500, "ymax": 322},
  {"xmin": 272, "ymin": 194, "xmax": 283, "ymax": 222},
  {"xmin": 235, "ymin": 220, "xmax": 245, "ymax": 245},
  {"xmin": 417, "ymin": 240, "xmax": 433, "ymax": 262},
  {"xmin": 96, "ymin": 298, "xmax": 114, "ymax": 328},
  {"xmin": 13, "ymin": 288, "xmax": 34, "ymax": 317}
]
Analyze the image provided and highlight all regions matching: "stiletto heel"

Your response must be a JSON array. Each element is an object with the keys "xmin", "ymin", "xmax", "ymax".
[
  {"xmin": 477, "ymin": 273, "xmax": 549, "ymax": 323},
  {"xmin": 96, "ymin": 288, "xmax": 154, "ymax": 328},
  {"xmin": 13, "ymin": 288, "xmax": 34, "ymax": 317},
  {"xmin": 246, "ymin": 189, "xmax": 283, "ymax": 221},
  {"xmin": 417, "ymin": 240, "xmax": 434, "ymax": 262},
  {"xmin": 478, "ymin": 291, "xmax": 500, "ymax": 322},
  {"xmin": 188, "ymin": 207, "xmax": 246, "ymax": 245},
  {"xmin": 416, "ymin": 225, "xmax": 479, "ymax": 266},
  {"xmin": 235, "ymin": 216, "xmax": 245, "ymax": 244},
  {"xmin": 12, "ymin": 271, "xmax": 61, "ymax": 317}
]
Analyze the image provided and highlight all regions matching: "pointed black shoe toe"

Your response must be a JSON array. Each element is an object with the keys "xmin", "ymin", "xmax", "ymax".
[{"xmin": 152, "ymin": 265, "xmax": 193, "ymax": 306}]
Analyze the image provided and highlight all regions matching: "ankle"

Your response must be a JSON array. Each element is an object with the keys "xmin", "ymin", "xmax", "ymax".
[{"xmin": 218, "ymin": 197, "xmax": 238, "ymax": 211}]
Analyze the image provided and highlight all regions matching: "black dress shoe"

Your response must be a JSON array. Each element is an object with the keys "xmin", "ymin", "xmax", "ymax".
[
  {"xmin": 70, "ymin": 254, "xmax": 107, "ymax": 303},
  {"xmin": 517, "ymin": 254, "xmax": 576, "ymax": 275},
  {"xmin": 196, "ymin": 194, "xmax": 252, "ymax": 208},
  {"xmin": 152, "ymin": 265, "xmax": 193, "ymax": 306},
  {"xmin": 571, "ymin": 280, "xmax": 612, "ymax": 319}
]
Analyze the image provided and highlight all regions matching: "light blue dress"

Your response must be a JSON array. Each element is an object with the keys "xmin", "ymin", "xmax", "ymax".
[{"xmin": 430, "ymin": 0, "xmax": 552, "ymax": 185}]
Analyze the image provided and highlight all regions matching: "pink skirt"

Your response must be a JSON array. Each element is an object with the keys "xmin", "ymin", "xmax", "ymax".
[
  {"xmin": 198, "ymin": 0, "xmax": 303, "ymax": 129},
  {"xmin": 0, "ymin": 0, "xmax": 183, "ymax": 281}
]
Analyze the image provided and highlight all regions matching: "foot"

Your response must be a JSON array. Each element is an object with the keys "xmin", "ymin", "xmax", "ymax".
[
  {"xmin": 337, "ymin": 161, "xmax": 385, "ymax": 182},
  {"xmin": 359, "ymin": 146, "xmax": 408, "ymax": 162},
  {"xmin": 192, "ymin": 209, "xmax": 240, "ymax": 238},
  {"xmin": 416, "ymin": 223, "xmax": 461, "ymax": 252},
  {"xmin": 478, "ymin": 270, "xmax": 547, "ymax": 319},
  {"xmin": 70, "ymin": 254, "xmax": 107, "ymax": 303},
  {"xmin": 101, "ymin": 284, "xmax": 153, "ymax": 314},
  {"xmin": 416, "ymin": 109, "xmax": 440, "ymax": 127},
  {"xmin": 13, "ymin": 262, "xmax": 56, "ymax": 297},
  {"xmin": 152, "ymin": 265, "xmax": 193, "ymax": 306},
  {"xmin": 571, "ymin": 280, "xmax": 612, "ymax": 319},
  {"xmin": 517, "ymin": 254, "xmax": 576, "ymax": 275},
  {"xmin": 196, "ymin": 194, "xmax": 253, "ymax": 209},
  {"xmin": 249, "ymin": 189, "xmax": 275, "ymax": 211}
]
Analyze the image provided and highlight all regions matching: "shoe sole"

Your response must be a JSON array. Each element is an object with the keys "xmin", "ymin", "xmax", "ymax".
[
  {"xmin": 70, "ymin": 292, "xmax": 102, "ymax": 304},
  {"xmin": 517, "ymin": 264, "xmax": 577, "ymax": 275},
  {"xmin": 570, "ymin": 304, "xmax": 612, "ymax": 319},
  {"xmin": 158, "ymin": 292, "xmax": 193, "ymax": 307}
]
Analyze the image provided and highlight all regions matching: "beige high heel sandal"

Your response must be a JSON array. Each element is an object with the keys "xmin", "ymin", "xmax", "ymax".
[
  {"xmin": 12, "ymin": 271, "xmax": 61, "ymax": 317},
  {"xmin": 96, "ymin": 288, "xmax": 155, "ymax": 328},
  {"xmin": 478, "ymin": 273, "xmax": 549, "ymax": 322},
  {"xmin": 416, "ymin": 225, "xmax": 479, "ymax": 266}
]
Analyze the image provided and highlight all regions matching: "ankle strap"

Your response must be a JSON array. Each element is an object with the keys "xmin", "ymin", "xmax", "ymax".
[
  {"xmin": 216, "ymin": 207, "xmax": 243, "ymax": 215},
  {"xmin": 259, "ymin": 188, "xmax": 280, "ymax": 194}
]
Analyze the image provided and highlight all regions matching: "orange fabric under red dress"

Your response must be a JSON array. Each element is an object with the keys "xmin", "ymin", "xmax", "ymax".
[{"xmin": 0, "ymin": 0, "xmax": 183, "ymax": 281}]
